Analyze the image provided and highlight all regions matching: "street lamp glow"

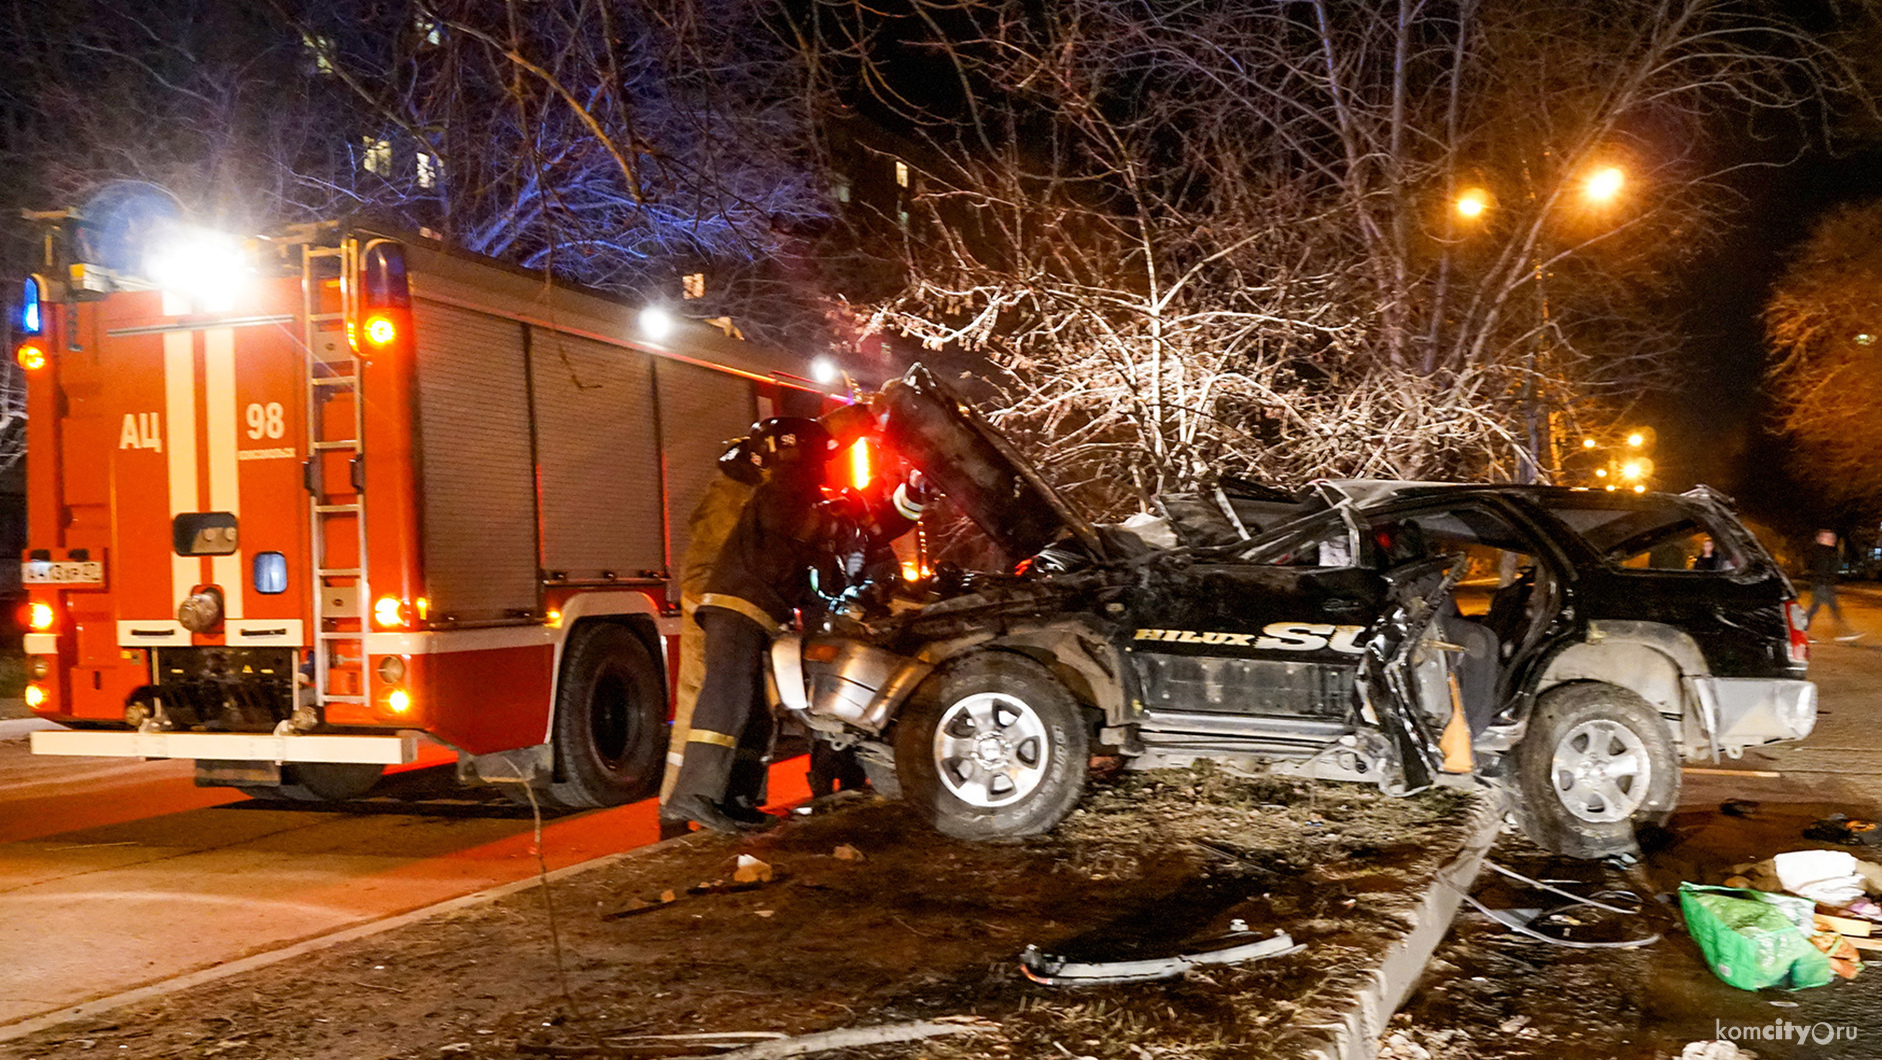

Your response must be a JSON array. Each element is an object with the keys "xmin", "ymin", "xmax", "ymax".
[
  {"xmin": 1626, "ymin": 432, "xmax": 1645, "ymax": 448},
  {"xmin": 1455, "ymin": 188, "xmax": 1489, "ymax": 219},
  {"xmin": 1620, "ymin": 461, "xmax": 1644, "ymax": 481},
  {"xmin": 638, "ymin": 306, "xmax": 675, "ymax": 341},
  {"xmin": 1581, "ymin": 438, "xmax": 1597, "ymax": 449},
  {"xmin": 1595, "ymin": 468, "xmax": 1608, "ymax": 478},
  {"xmin": 810, "ymin": 355, "xmax": 840, "ymax": 385},
  {"xmin": 1584, "ymin": 166, "xmax": 1625, "ymax": 204},
  {"xmin": 1632, "ymin": 484, "xmax": 1647, "ymax": 494}
]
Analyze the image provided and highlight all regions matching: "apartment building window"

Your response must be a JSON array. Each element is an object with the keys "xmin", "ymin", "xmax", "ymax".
[{"xmin": 363, "ymin": 138, "xmax": 392, "ymax": 176}]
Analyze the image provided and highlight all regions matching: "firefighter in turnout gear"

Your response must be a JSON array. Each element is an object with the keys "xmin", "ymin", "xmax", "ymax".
[
  {"xmin": 663, "ymin": 406, "xmax": 879, "ymax": 834},
  {"xmin": 656, "ymin": 435, "xmax": 764, "ymax": 836}
]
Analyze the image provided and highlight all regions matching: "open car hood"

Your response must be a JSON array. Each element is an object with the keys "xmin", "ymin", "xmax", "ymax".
[{"xmin": 879, "ymin": 365, "xmax": 1105, "ymax": 563}]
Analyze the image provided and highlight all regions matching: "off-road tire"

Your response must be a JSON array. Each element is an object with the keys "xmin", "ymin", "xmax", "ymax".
[
  {"xmin": 1515, "ymin": 682, "xmax": 1679, "ymax": 859},
  {"xmin": 541, "ymin": 622, "xmax": 667, "ymax": 809},
  {"xmin": 894, "ymin": 652, "xmax": 1089, "ymax": 840},
  {"xmin": 238, "ymin": 762, "xmax": 385, "ymax": 802}
]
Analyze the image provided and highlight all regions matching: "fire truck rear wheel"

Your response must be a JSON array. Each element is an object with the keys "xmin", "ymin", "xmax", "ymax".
[
  {"xmin": 544, "ymin": 622, "xmax": 666, "ymax": 809},
  {"xmin": 239, "ymin": 762, "xmax": 385, "ymax": 802}
]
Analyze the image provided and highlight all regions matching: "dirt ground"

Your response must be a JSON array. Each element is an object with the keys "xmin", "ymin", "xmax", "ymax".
[{"xmin": 5, "ymin": 765, "xmax": 1476, "ymax": 1060}]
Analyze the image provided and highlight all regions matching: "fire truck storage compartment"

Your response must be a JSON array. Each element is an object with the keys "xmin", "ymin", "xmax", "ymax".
[
  {"xmin": 401, "ymin": 240, "xmax": 782, "ymax": 623},
  {"xmin": 526, "ymin": 328, "xmax": 664, "ymax": 582},
  {"xmin": 654, "ymin": 360, "xmax": 759, "ymax": 600},
  {"xmin": 412, "ymin": 300, "xmax": 542, "ymax": 623}
]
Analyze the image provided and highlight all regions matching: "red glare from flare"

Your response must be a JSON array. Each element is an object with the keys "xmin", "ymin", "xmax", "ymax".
[{"xmin": 845, "ymin": 438, "xmax": 873, "ymax": 490}]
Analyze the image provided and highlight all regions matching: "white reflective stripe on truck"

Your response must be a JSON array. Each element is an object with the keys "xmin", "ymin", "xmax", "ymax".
[{"xmin": 29, "ymin": 729, "xmax": 418, "ymax": 764}]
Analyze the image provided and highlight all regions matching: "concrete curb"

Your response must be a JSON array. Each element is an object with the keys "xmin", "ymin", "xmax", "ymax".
[
  {"xmin": 1300, "ymin": 792, "xmax": 1506, "ymax": 1060},
  {"xmin": 0, "ymin": 828, "xmax": 704, "ymax": 1044}
]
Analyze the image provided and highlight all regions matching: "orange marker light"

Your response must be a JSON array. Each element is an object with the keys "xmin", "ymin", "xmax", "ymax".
[
  {"xmin": 373, "ymin": 595, "xmax": 409, "ymax": 629},
  {"xmin": 364, "ymin": 315, "xmax": 397, "ymax": 347},
  {"xmin": 15, "ymin": 344, "xmax": 45, "ymax": 371},
  {"xmin": 386, "ymin": 688, "xmax": 412, "ymax": 715},
  {"xmin": 26, "ymin": 601, "xmax": 54, "ymax": 631},
  {"xmin": 23, "ymin": 684, "xmax": 45, "ymax": 708}
]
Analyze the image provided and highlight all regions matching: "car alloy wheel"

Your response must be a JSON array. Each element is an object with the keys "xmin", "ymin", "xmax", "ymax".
[
  {"xmin": 1549, "ymin": 718, "xmax": 1650, "ymax": 823},
  {"xmin": 932, "ymin": 691, "xmax": 1049, "ymax": 808}
]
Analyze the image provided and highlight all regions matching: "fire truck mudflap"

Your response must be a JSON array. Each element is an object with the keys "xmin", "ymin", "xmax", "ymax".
[{"xmin": 13, "ymin": 207, "xmax": 825, "ymax": 806}]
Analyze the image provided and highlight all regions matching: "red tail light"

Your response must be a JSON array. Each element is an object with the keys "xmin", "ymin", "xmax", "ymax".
[{"xmin": 1787, "ymin": 601, "xmax": 1810, "ymax": 665}]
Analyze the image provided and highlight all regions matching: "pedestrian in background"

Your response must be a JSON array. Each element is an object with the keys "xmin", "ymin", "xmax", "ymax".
[{"xmin": 1806, "ymin": 529, "xmax": 1863, "ymax": 643}]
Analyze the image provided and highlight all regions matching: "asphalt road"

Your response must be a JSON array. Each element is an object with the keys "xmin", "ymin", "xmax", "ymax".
[{"xmin": 0, "ymin": 732, "xmax": 812, "ymax": 1030}]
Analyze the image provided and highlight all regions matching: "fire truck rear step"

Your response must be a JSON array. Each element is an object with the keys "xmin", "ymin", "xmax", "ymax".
[{"xmin": 29, "ymin": 729, "xmax": 417, "ymax": 764}]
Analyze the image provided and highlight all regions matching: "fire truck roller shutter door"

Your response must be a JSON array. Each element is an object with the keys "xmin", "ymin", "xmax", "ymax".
[
  {"xmin": 655, "ymin": 361, "xmax": 760, "ymax": 604},
  {"xmin": 412, "ymin": 301, "xmax": 540, "ymax": 622},
  {"xmin": 527, "ymin": 327, "xmax": 664, "ymax": 581}
]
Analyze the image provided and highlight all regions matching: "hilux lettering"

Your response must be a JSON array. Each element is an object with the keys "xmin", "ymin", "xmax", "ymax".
[{"xmin": 1134, "ymin": 623, "xmax": 1367, "ymax": 654}]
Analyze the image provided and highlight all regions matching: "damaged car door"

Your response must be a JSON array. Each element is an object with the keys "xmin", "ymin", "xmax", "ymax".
[{"xmin": 1123, "ymin": 509, "xmax": 1386, "ymax": 769}]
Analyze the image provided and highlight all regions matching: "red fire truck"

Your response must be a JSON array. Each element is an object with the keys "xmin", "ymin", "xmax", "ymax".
[{"xmin": 15, "ymin": 214, "xmax": 826, "ymax": 805}]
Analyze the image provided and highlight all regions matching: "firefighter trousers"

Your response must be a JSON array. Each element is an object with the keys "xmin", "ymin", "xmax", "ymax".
[
  {"xmin": 666, "ymin": 605, "xmax": 774, "ymax": 809},
  {"xmin": 658, "ymin": 597, "xmax": 708, "ymax": 806}
]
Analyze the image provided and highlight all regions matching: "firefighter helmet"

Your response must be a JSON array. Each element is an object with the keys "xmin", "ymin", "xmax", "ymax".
[{"xmin": 749, "ymin": 417, "xmax": 836, "ymax": 468}]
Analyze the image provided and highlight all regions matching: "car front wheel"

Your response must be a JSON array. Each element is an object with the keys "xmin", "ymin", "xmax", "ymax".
[
  {"xmin": 893, "ymin": 652, "xmax": 1089, "ymax": 840},
  {"xmin": 1515, "ymin": 682, "xmax": 1679, "ymax": 859}
]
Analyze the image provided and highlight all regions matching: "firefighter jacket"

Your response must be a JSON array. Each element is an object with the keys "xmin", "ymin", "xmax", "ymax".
[
  {"xmin": 679, "ymin": 472, "xmax": 758, "ymax": 612},
  {"xmin": 700, "ymin": 465, "xmax": 833, "ymax": 629}
]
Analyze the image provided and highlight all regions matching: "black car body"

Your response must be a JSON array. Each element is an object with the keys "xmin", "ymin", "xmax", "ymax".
[{"xmin": 774, "ymin": 367, "xmax": 1816, "ymax": 857}]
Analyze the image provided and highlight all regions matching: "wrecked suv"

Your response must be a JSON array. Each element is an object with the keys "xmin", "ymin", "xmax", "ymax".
[{"xmin": 774, "ymin": 367, "xmax": 1816, "ymax": 858}]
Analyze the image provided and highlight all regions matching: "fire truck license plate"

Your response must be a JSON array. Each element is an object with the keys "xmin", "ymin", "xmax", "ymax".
[{"xmin": 21, "ymin": 560, "xmax": 104, "ymax": 585}]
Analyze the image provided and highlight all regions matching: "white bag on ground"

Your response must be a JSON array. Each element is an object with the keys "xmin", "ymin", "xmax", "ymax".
[{"xmin": 1773, "ymin": 849, "xmax": 1867, "ymax": 907}]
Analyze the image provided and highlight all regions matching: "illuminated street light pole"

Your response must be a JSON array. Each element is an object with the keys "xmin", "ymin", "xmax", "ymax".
[{"xmin": 1458, "ymin": 163, "xmax": 1628, "ymax": 483}]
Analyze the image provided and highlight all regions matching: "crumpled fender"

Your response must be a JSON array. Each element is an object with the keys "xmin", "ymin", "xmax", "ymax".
[{"xmin": 887, "ymin": 615, "xmax": 1138, "ymax": 728}]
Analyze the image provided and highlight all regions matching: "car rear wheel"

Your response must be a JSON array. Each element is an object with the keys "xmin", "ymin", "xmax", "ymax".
[
  {"xmin": 894, "ymin": 652, "xmax": 1088, "ymax": 840},
  {"xmin": 540, "ymin": 623, "xmax": 667, "ymax": 809},
  {"xmin": 1515, "ymin": 682, "xmax": 1678, "ymax": 859}
]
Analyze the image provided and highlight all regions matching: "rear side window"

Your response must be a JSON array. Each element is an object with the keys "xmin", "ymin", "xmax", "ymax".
[{"xmin": 1540, "ymin": 500, "xmax": 1743, "ymax": 573}]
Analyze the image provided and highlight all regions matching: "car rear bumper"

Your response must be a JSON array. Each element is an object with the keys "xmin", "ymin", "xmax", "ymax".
[
  {"xmin": 29, "ymin": 729, "xmax": 419, "ymax": 764},
  {"xmin": 1688, "ymin": 676, "xmax": 1816, "ymax": 754}
]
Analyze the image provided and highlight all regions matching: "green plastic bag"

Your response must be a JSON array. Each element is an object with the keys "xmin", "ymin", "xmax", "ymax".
[{"xmin": 1678, "ymin": 883, "xmax": 1834, "ymax": 991}]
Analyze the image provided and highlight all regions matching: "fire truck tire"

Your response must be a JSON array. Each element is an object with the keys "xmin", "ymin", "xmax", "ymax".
[
  {"xmin": 238, "ymin": 763, "xmax": 385, "ymax": 802},
  {"xmin": 544, "ymin": 622, "xmax": 666, "ymax": 809},
  {"xmin": 893, "ymin": 651, "xmax": 1088, "ymax": 841}
]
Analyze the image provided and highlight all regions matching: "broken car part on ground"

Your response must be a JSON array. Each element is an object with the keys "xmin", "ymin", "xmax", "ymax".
[{"xmin": 773, "ymin": 365, "xmax": 1817, "ymax": 859}]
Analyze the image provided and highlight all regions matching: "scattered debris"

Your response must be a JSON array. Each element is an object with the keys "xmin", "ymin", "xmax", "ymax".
[
  {"xmin": 1720, "ymin": 799, "xmax": 1761, "ymax": 818},
  {"xmin": 710, "ymin": 1017, "xmax": 993, "ymax": 1060},
  {"xmin": 1768, "ymin": 849, "xmax": 1869, "ymax": 907},
  {"xmin": 1803, "ymin": 813, "xmax": 1879, "ymax": 847},
  {"xmin": 1018, "ymin": 931, "xmax": 1300, "ymax": 986},
  {"xmin": 733, "ymin": 855, "xmax": 774, "ymax": 884},
  {"xmin": 1679, "ymin": 884, "xmax": 1833, "ymax": 990},
  {"xmin": 1376, "ymin": 1031, "xmax": 1433, "ymax": 1060},
  {"xmin": 832, "ymin": 844, "xmax": 863, "ymax": 861},
  {"xmin": 1678, "ymin": 1042, "xmax": 1758, "ymax": 1060}
]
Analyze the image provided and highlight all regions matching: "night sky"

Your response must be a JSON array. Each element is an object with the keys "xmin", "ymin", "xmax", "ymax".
[{"xmin": 1653, "ymin": 139, "xmax": 1882, "ymax": 537}]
